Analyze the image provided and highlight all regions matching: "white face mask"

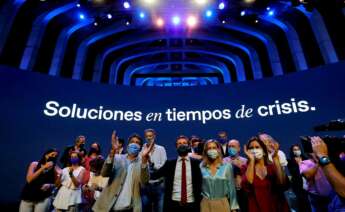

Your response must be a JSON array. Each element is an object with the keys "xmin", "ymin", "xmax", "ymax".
[
  {"xmin": 293, "ymin": 150, "xmax": 301, "ymax": 157},
  {"xmin": 250, "ymin": 148, "xmax": 264, "ymax": 160}
]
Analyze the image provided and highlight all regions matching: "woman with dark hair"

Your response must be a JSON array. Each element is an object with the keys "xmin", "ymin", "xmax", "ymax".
[
  {"xmin": 199, "ymin": 139, "xmax": 239, "ymax": 212},
  {"xmin": 242, "ymin": 136, "xmax": 289, "ymax": 212},
  {"xmin": 20, "ymin": 148, "xmax": 61, "ymax": 212},
  {"xmin": 53, "ymin": 151, "xmax": 85, "ymax": 212},
  {"xmin": 83, "ymin": 142, "xmax": 103, "ymax": 184},
  {"xmin": 287, "ymin": 144, "xmax": 311, "ymax": 212}
]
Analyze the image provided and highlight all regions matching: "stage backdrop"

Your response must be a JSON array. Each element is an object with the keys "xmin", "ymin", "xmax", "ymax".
[{"xmin": 1, "ymin": 62, "xmax": 345, "ymax": 203}]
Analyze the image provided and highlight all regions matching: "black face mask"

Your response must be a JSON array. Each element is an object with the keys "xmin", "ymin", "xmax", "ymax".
[
  {"xmin": 89, "ymin": 147, "xmax": 99, "ymax": 154},
  {"xmin": 47, "ymin": 156, "xmax": 57, "ymax": 164},
  {"xmin": 79, "ymin": 143, "xmax": 85, "ymax": 149},
  {"xmin": 177, "ymin": 145, "xmax": 190, "ymax": 156}
]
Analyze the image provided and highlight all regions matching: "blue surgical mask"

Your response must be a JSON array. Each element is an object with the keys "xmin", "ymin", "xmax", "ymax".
[
  {"xmin": 207, "ymin": 149, "xmax": 219, "ymax": 159},
  {"xmin": 127, "ymin": 143, "xmax": 140, "ymax": 156},
  {"xmin": 228, "ymin": 147, "xmax": 238, "ymax": 157}
]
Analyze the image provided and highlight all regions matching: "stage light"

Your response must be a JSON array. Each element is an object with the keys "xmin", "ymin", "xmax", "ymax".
[
  {"xmin": 156, "ymin": 18, "xmax": 164, "ymax": 27},
  {"xmin": 139, "ymin": 12, "xmax": 145, "ymax": 19},
  {"xmin": 141, "ymin": 0, "xmax": 157, "ymax": 6},
  {"xmin": 195, "ymin": 0, "xmax": 208, "ymax": 6},
  {"xmin": 206, "ymin": 10, "xmax": 213, "ymax": 17},
  {"xmin": 255, "ymin": 19, "xmax": 259, "ymax": 23},
  {"xmin": 107, "ymin": 13, "xmax": 112, "ymax": 19},
  {"xmin": 222, "ymin": 20, "xmax": 226, "ymax": 24},
  {"xmin": 76, "ymin": 3, "xmax": 81, "ymax": 8},
  {"xmin": 186, "ymin": 15, "xmax": 198, "ymax": 28},
  {"xmin": 172, "ymin": 16, "xmax": 181, "ymax": 26},
  {"xmin": 266, "ymin": 7, "xmax": 271, "ymax": 11},
  {"xmin": 126, "ymin": 21, "xmax": 130, "ymax": 26},
  {"xmin": 123, "ymin": 1, "xmax": 131, "ymax": 9},
  {"xmin": 79, "ymin": 13, "xmax": 85, "ymax": 20},
  {"xmin": 94, "ymin": 22, "xmax": 98, "ymax": 26},
  {"xmin": 218, "ymin": 2, "xmax": 225, "ymax": 10},
  {"xmin": 244, "ymin": 0, "xmax": 256, "ymax": 3},
  {"xmin": 240, "ymin": 10, "xmax": 246, "ymax": 16},
  {"xmin": 268, "ymin": 10, "xmax": 275, "ymax": 16}
]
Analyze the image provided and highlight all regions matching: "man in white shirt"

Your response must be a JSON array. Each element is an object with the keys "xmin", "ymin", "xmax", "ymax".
[
  {"xmin": 141, "ymin": 129, "xmax": 167, "ymax": 212},
  {"xmin": 150, "ymin": 135, "xmax": 203, "ymax": 212}
]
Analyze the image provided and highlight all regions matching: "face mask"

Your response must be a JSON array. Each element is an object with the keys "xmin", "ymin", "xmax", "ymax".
[
  {"xmin": 177, "ymin": 144, "xmax": 190, "ymax": 156},
  {"xmin": 127, "ymin": 143, "xmax": 141, "ymax": 156},
  {"xmin": 207, "ymin": 149, "xmax": 219, "ymax": 159},
  {"xmin": 250, "ymin": 148, "xmax": 264, "ymax": 160},
  {"xmin": 192, "ymin": 147, "xmax": 198, "ymax": 153},
  {"xmin": 293, "ymin": 150, "xmax": 301, "ymax": 157},
  {"xmin": 47, "ymin": 156, "xmax": 57, "ymax": 163},
  {"xmin": 89, "ymin": 147, "xmax": 99, "ymax": 154},
  {"xmin": 218, "ymin": 138, "xmax": 227, "ymax": 144},
  {"xmin": 79, "ymin": 143, "xmax": 85, "ymax": 148},
  {"xmin": 70, "ymin": 158, "xmax": 80, "ymax": 165},
  {"xmin": 228, "ymin": 147, "xmax": 238, "ymax": 157}
]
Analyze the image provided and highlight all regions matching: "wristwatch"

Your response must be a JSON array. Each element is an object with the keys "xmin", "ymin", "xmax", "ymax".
[{"xmin": 319, "ymin": 156, "xmax": 331, "ymax": 166}]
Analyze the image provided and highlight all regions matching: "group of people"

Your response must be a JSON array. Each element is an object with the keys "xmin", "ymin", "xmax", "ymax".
[{"xmin": 19, "ymin": 129, "xmax": 345, "ymax": 212}]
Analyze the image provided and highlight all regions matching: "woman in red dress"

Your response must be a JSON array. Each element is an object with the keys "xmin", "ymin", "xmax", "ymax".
[{"xmin": 242, "ymin": 136, "xmax": 290, "ymax": 212}]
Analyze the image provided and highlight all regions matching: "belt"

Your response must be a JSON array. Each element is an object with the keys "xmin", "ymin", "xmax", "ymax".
[{"xmin": 149, "ymin": 180, "xmax": 164, "ymax": 185}]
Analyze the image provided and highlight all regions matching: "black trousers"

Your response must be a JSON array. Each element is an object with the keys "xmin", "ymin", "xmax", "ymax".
[{"xmin": 170, "ymin": 201, "xmax": 199, "ymax": 212}]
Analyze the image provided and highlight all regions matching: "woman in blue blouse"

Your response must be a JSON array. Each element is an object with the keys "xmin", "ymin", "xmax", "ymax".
[{"xmin": 200, "ymin": 139, "xmax": 239, "ymax": 212}]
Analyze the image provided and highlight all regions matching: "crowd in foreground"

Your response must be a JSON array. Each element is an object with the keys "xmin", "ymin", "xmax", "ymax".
[{"xmin": 19, "ymin": 129, "xmax": 345, "ymax": 212}]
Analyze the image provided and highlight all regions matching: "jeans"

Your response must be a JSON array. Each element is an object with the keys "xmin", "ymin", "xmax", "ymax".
[
  {"xmin": 142, "ymin": 181, "xmax": 165, "ymax": 212},
  {"xmin": 19, "ymin": 197, "xmax": 51, "ymax": 212}
]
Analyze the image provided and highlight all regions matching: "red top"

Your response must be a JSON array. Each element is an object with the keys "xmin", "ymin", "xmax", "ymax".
[{"xmin": 242, "ymin": 163, "xmax": 290, "ymax": 212}]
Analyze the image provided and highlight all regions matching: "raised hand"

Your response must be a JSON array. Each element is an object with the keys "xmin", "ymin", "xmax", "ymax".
[
  {"xmin": 311, "ymin": 136, "xmax": 328, "ymax": 159},
  {"xmin": 110, "ymin": 130, "xmax": 119, "ymax": 157},
  {"xmin": 42, "ymin": 161, "xmax": 54, "ymax": 171},
  {"xmin": 244, "ymin": 145, "xmax": 255, "ymax": 161},
  {"xmin": 142, "ymin": 140, "xmax": 154, "ymax": 164}
]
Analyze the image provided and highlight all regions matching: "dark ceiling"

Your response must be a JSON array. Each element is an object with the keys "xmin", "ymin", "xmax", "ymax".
[{"xmin": 0, "ymin": 0, "xmax": 344, "ymax": 86}]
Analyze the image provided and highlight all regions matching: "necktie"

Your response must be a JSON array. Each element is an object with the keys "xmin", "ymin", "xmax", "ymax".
[{"xmin": 181, "ymin": 158, "xmax": 187, "ymax": 204}]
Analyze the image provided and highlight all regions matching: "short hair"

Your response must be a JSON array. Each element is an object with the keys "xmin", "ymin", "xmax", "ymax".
[
  {"xmin": 190, "ymin": 135, "xmax": 202, "ymax": 144},
  {"xmin": 176, "ymin": 135, "xmax": 189, "ymax": 145},
  {"xmin": 118, "ymin": 138, "xmax": 125, "ymax": 145},
  {"xmin": 75, "ymin": 135, "xmax": 85, "ymax": 144},
  {"xmin": 144, "ymin": 128, "xmax": 156, "ymax": 135},
  {"xmin": 128, "ymin": 133, "xmax": 143, "ymax": 147}
]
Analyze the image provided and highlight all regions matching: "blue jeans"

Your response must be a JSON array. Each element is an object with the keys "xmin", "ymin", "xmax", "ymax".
[{"xmin": 141, "ymin": 181, "xmax": 165, "ymax": 212}]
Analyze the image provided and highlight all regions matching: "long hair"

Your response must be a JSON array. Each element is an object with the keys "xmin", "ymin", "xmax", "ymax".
[
  {"xmin": 202, "ymin": 139, "xmax": 223, "ymax": 166},
  {"xmin": 88, "ymin": 142, "xmax": 102, "ymax": 156},
  {"xmin": 289, "ymin": 144, "xmax": 307, "ymax": 161},
  {"xmin": 246, "ymin": 136, "xmax": 270, "ymax": 165},
  {"xmin": 38, "ymin": 148, "xmax": 59, "ymax": 165}
]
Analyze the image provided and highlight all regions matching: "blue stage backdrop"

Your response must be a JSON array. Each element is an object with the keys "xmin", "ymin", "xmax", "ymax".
[{"xmin": 1, "ymin": 62, "xmax": 345, "ymax": 203}]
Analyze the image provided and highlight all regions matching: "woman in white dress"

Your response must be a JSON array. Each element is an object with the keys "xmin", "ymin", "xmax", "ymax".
[{"xmin": 53, "ymin": 151, "xmax": 85, "ymax": 212}]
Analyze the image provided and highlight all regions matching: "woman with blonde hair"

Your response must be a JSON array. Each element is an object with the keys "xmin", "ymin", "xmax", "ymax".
[{"xmin": 200, "ymin": 139, "xmax": 239, "ymax": 212}]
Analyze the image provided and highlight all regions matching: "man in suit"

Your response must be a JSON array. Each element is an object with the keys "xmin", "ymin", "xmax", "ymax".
[
  {"xmin": 92, "ymin": 133, "xmax": 153, "ymax": 212},
  {"xmin": 151, "ymin": 135, "xmax": 202, "ymax": 212}
]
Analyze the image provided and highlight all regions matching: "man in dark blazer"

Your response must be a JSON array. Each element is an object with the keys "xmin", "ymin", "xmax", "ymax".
[{"xmin": 151, "ymin": 135, "xmax": 202, "ymax": 212}]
